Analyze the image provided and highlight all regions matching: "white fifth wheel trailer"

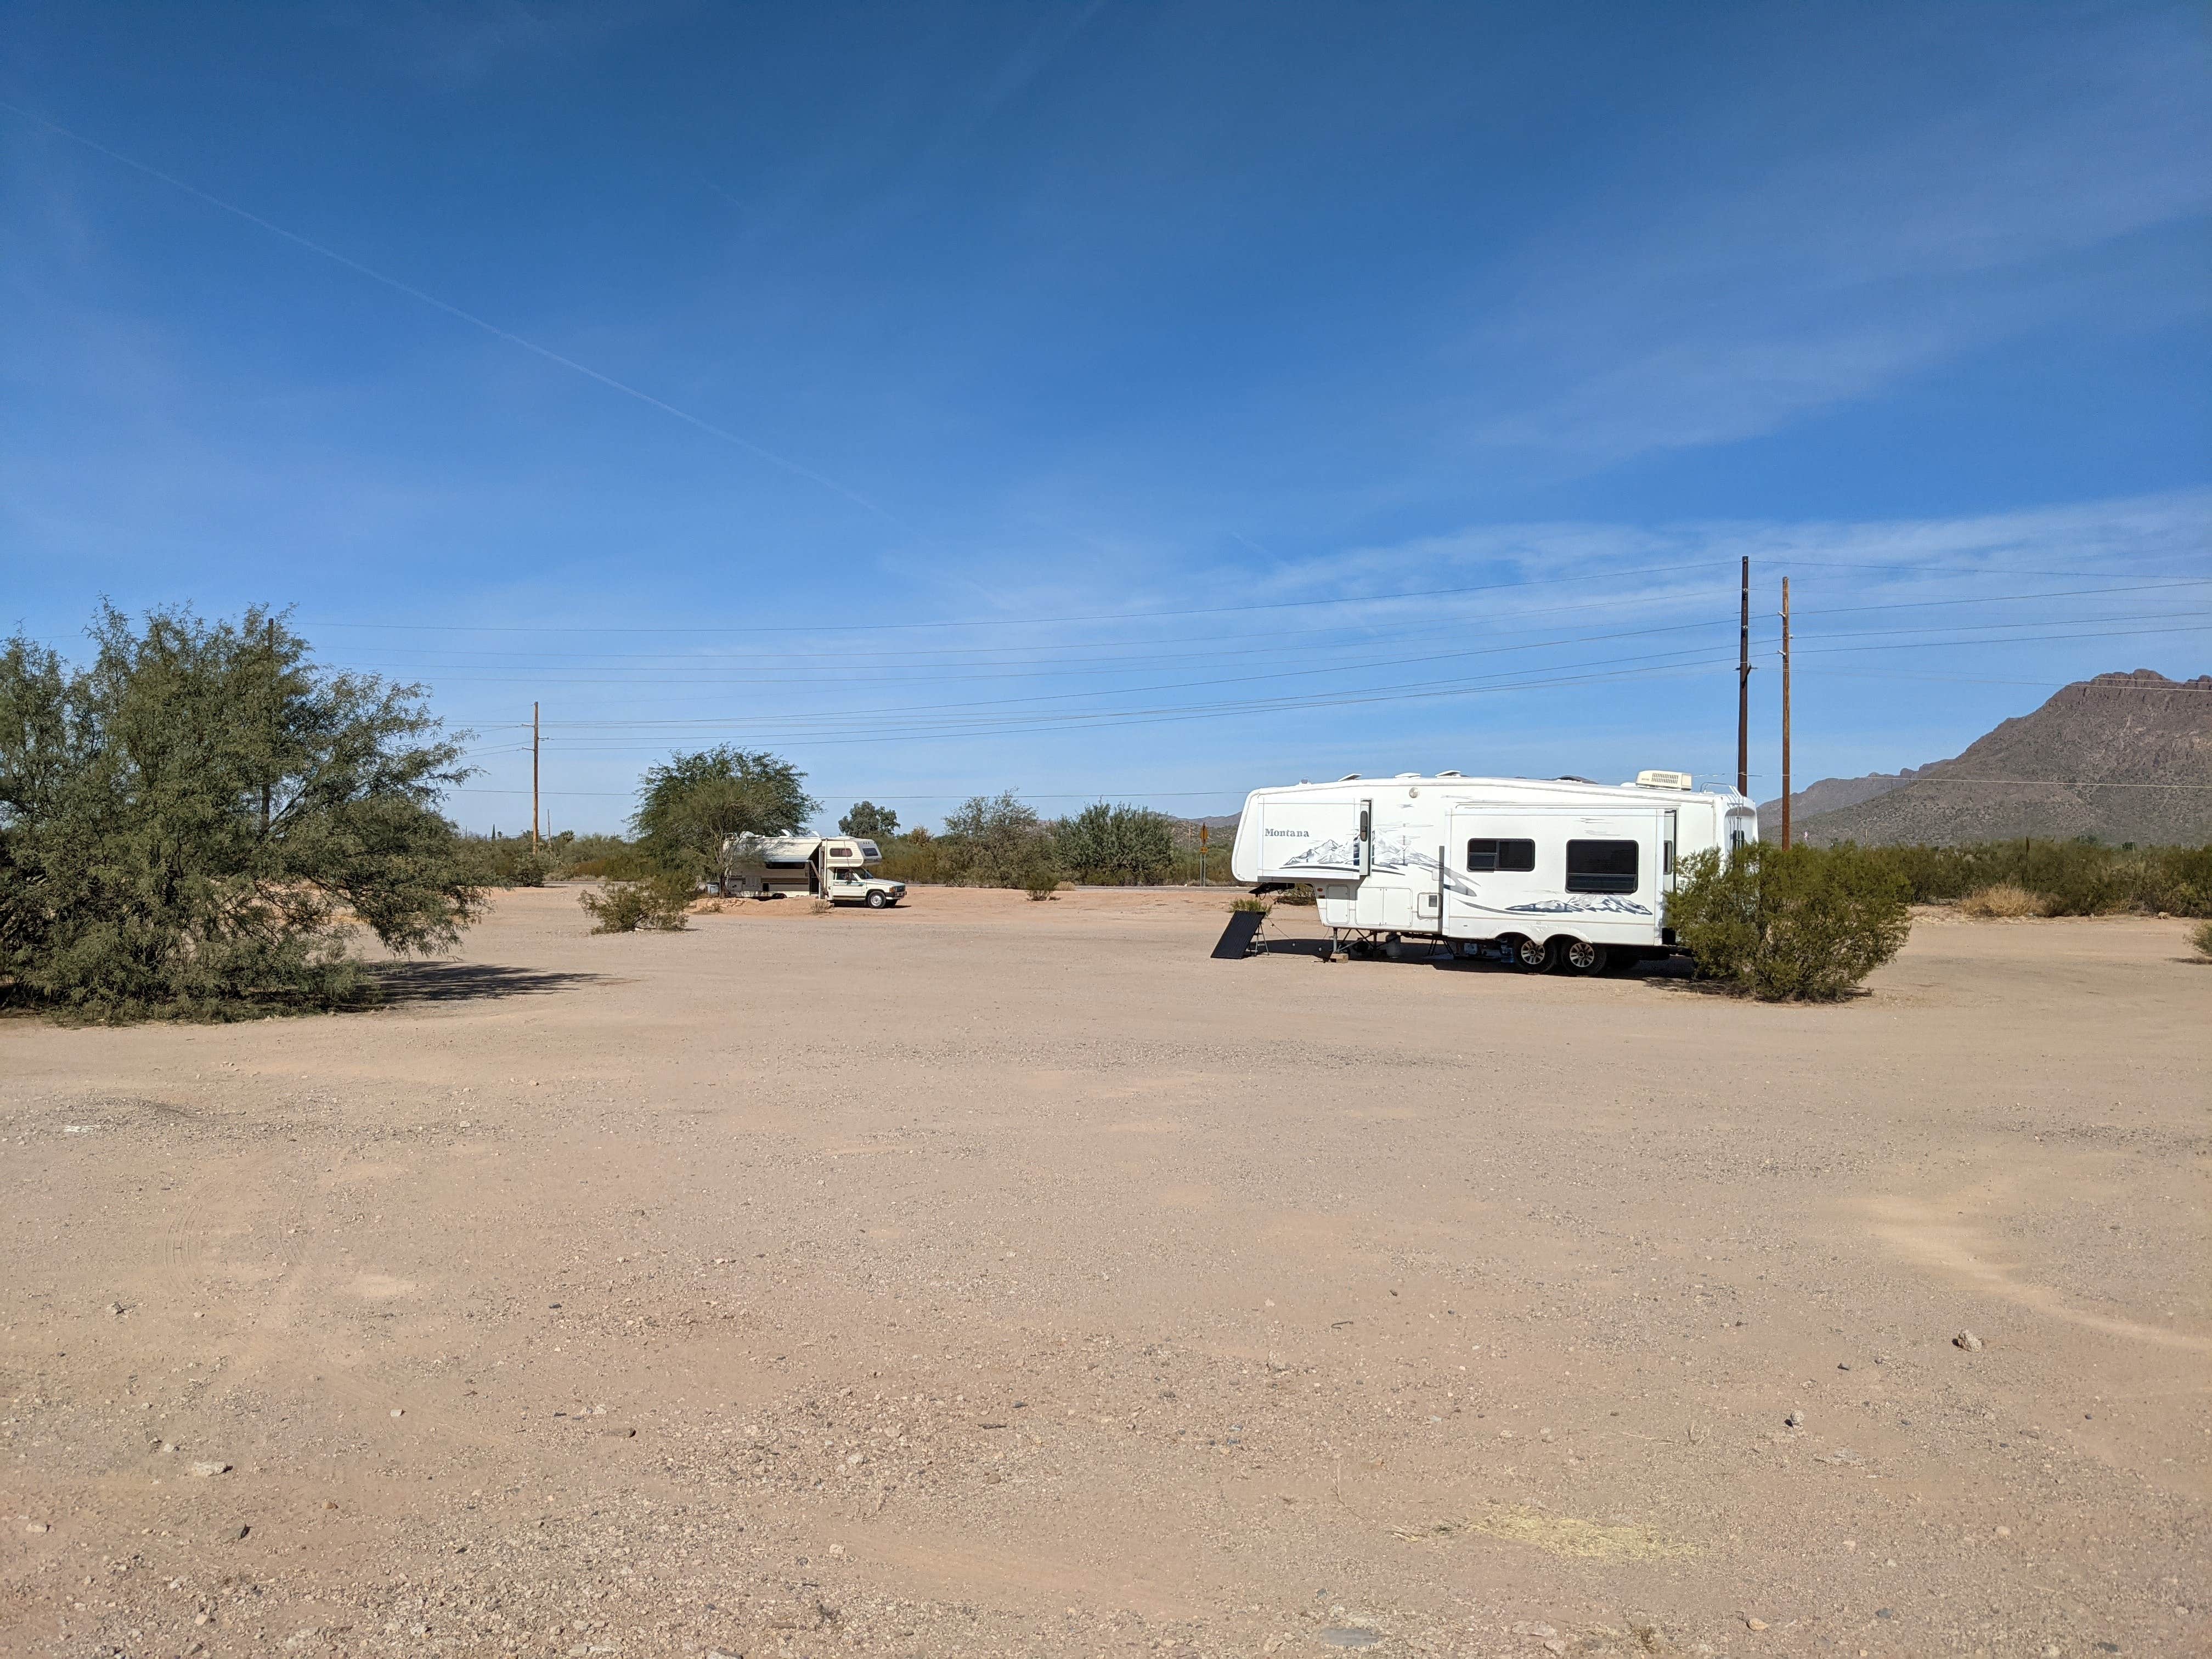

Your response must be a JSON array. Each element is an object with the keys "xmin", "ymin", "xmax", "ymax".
[{"xmin": 1229, "ymin": 770, "xmax": 1757, "ymax": 973}]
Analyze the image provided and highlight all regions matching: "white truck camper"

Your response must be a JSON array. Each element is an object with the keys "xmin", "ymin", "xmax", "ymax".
[
  {"xmin": 720, "ymin": 835, "xmax": 907, "ymax": 908},
  {"xmin": 1229, "ymin": 771, "xmax": 1756, "ymax": 973}
]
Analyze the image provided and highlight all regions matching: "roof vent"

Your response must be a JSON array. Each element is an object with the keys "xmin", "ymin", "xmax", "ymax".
[
  {"xmin": 1395, "ymin": 771, "xmax": 1421, "ymax": 779},
  {"xmin": 1336, "ymin": 773, "xmax": 1362, "ymax": 781},
  {"xmin": 1637, "ymin": 769, "xmax": 1695, "ymax": 791},
  {"xmin": 1436, "ymin": 769, "xmax": 1463, "ymax": 777}
]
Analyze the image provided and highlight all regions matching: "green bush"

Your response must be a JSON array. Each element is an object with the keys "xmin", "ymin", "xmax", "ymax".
[
  {"xmin": 633, "ymin": 747, "xmax": 816, "ymax": 885},
  {"xmin": 0, "ymin": 605, "xmax": 480, "ymax": 1022},
  {"xmin": 462, "ymin": 834, "xmax": 557, "ymax": 888},
  {"xmin": 1859, "ymin": 839, "xmax": 2212, "ymax": 917},
  {"xmin": 2191, "ymin": 918, "xmax": 2212, "ymax": 961},
  {"xmin": 579, "ymin": 871, "xmax": 694, "ymax": 934},
  {"xmin": 552, "ymin": 833, "xmax": 640, "ymax": 879},
  {"xmin": 838, "ymin": 800, "xmax": 899, "ymax": 839},
  {"xmin": 934, "ymin": 791, "xmax": 1057, "ymax": 888},
  {"xmin": 1671, "ymin": 843, "xmax": 1912, "ymax": 1002},
  {"xmin": 1053, "ymin": 803, "xmax": 1175, "ymax": 884}
]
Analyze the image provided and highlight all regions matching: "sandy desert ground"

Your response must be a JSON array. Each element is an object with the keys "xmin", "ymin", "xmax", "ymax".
[{"xmin": 2, "ymin": 886, "xmax": 2206, "ymax": 1659}]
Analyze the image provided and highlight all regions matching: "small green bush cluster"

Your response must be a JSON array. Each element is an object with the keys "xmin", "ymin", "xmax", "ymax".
[
  {"xmin": 1670, "ymin": 844, "xmax": 1912, "ymax": 1002},
  {"xmin": 873, "ymin": 792, "xmax": 1062, "ymax": 890},
  {"xmin": 2191, "ymin": 918, "xmax": 2212, "ymax": 961},
  {"xmin": 461, "ymin": 833, "xmax": 557, "ymax": 888},
  {"xmin": 578, "ymin": 870, "xmax": 694, "ymax": 934},
  {"xmin": 1054, "ymin": 803, "xmax": 1176, "ymax": 884},
  {"xmin": 871, "ymin": 795, "xmax": 1209, "ymax": 890},
  {"xmin": 1862, "ymin": 839, "xmax": 2212, "ymax": 917}
]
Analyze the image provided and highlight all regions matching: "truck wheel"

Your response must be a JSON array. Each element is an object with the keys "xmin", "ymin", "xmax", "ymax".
[
  {"xmin": 1511, "ymin": 935, "xmax": 1548, "ymax": 971},
  {"xmin": 1553, "ymin": 937, "xmax": 1607, "ymax": 975},
  {"xmin": 867, "ymin": 890, "xmax": 890, "ymax": 909}
]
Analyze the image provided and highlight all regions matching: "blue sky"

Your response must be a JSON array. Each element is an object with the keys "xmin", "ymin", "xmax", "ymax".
[{"xmin": 4, "ymin": 1, "xmax": 2207, "ymax": 833}]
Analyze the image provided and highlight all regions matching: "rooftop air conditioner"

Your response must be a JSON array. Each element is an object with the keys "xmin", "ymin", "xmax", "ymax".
[{"xmin": 1636, "ymin": 769, "xmax": 1695, "ymax": 791}]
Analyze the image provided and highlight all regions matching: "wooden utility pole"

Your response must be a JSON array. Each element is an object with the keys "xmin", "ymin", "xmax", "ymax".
[
  {"xmin": 261, "ymin": 617, "xmax": 276, "ymax": 837},
  {"xmin": 531, "ymin": 702, "xmax": 541, "ymax": 850},
  {"xmin": 1736, "ymin": 557, "xmax": 1751, "ymax": 797},
  {"xmin": 1779, "ymin": 578, "xmax": 1793, "ymax": 848},
  {"xmin": 1198, "ymin": 822, "xmax": 1209, "ymax": 885}
]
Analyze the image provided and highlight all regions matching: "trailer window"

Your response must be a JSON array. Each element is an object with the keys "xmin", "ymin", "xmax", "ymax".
[
  {"xmin": 1465, "ymin": 837, "xmax": 1536, "ymax": 872},
  {"xmin": 1566, "ymin": 839, "xmax": 1639, "ymax": 893}
]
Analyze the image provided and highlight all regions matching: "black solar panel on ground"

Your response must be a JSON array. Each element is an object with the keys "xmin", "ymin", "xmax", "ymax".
[{"xmin": 1210, "ymin": 910, "xmax": 1265, "ymax": 960}]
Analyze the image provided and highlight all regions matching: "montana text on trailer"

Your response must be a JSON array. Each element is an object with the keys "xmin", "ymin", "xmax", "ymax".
[{"xmin": 1229, "ymin": 771, "xmax": 1757, "ymax": 974}]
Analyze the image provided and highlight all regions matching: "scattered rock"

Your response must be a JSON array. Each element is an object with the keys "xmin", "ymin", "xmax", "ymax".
[
  {"xmin": 24, "ymin": 1521, "xmax": 49, "ymax": 1534},
  {"xmin": 1953, "ymin": 1330, "xmax": 1983, "ymax": 1351},
  {"xmin": 1784, "ymin": 1409, "xmax": 1804, "ymax": 1428},
  {"xmin": 1318, "ymin": 1632, "xmax": 1382, "ymax": 1651},
  {"xmin": 1745, "ymin": 1617, "xmax": 1768, "ymax": 1631},
  {"xmin": 106, "ymin": 1301, "xmax": 125, "ymax": 1317},
  {"xmin": 388, "ymin": 1408, "xmax": 404, "ymax": 1418},
  {"xmin": 186, "ymin": 1461, "xmax": 231, "ymax": 1478},
  {"xmin": 1836, "ymin": 1361, "xmax": 1850, "ymax": 1370},
  {"xmin": 1511, "ymin": 1623, "xmax": 1558, "ymax": 1639},
  {"xmin": 222, "ymin": 1523, "xmax": 250, "ymax": 1542}
]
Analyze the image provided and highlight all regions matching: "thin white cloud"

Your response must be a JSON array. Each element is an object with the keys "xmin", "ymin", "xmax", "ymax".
[{"xmin": 1460, "ymin": 8, "xmax": 2212, "ymax": 465}]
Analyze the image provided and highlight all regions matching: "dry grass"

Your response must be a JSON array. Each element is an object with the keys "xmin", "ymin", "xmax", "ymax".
[
  {"xmin": 809, "ymin": 898, "xmax": 834, "ymax": 915},
  {"xmin": 1960, "ymin": 882, "xmax": 2049, "ymax": 919}
]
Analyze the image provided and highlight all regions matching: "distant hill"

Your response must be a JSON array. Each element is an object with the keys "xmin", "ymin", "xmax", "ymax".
[
  {"xmin": 1165, "ymin": 813, "xmax": 1240, "ymax": 850},
  {"xmin": 1762, "ymin": 670, "xmax": 2212, "ymax": 847},
  {"xmin": 1762, "ymin": 766, "xmax": 1927, "ymax": 827}
]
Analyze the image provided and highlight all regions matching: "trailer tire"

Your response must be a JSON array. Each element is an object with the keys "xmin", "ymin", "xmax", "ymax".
[
  {"xmin": 1509, "ymin": 934, "xmax": 1548, "ymax": 971},
  {"xmin": 1551, "ymin": 937, "xmax": 1607, "ymax": 975},
  {"xmin": 866, "ymin": 891, "xmax": 891, "ymax": 909}
]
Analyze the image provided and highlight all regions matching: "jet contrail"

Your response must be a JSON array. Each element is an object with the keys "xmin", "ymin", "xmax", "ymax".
[{"xmin": 0, "ymin": 98, "xmax": 909, "ymax": 529}]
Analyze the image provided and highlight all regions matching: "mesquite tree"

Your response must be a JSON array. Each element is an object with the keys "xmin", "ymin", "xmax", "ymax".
[{"xmin": 0, "ymin": 605, "xmax": 481, "ymax": 1020}]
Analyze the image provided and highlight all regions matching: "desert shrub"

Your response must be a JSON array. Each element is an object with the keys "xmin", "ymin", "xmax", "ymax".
[
  {"xmin": 0, "ymin": 606, "xmax": 480, "ymax": 1022},
  {"xmin": 1022, "ymin": 853, "xmax": 1062, "ymax": 900},
  {"xmin": 579, "ymin": 871, "xmax": 693, "ymax": 934},
  {"xmin": 633, "ymin": 747, "xmax": 816, "ymax": 885},
  {"xmin": 1229, "ymin": 896, "xmax": 1269, "ymax": 913},
  {"xmin": 1860, "ymin": 839, "xmax": 2212, "ymax": 917},
  {"xmin": 869, "ymin": 827, "xmax": 939, "ymax": 884},
  {"xmin": 2192, "ymin": 918, "xmax": 2212, "ymax": 960},
  {"xmin": 1273, "ymin": 882, "xmax": 1318, "ymax": 906},
  {"xmin": 2141, "ymin": 845, "xmax": 2212, "ymax": 917},
  {"xmin": 934, "ymin": 791, "xmax": 1057, "ymax": 888},
  {"xmin": 462, "ymin": 834, "xmax": 557, "ymax": 888},
  {"xmin": 1053, "ymin": 803, "xmax": 1176, "ymax": 884},
  {"xmin": 1959, "ymin": 883, "xmax": 2046, "ymax": 918},
  {"xmin": 1671, "ymin": 843, "xmax": 1911, "ymax": 1002},
  {"xmin": 838, "ymin": 800, "xmax": 899, "ymax": 839}
]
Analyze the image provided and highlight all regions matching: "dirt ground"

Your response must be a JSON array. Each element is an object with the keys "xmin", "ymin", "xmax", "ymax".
[{"xmin": 2, "ymin": 887, "xmax": 2206, "ymax": 1659}]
